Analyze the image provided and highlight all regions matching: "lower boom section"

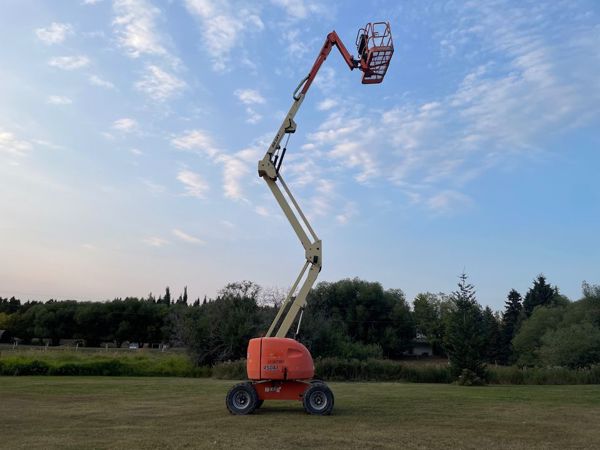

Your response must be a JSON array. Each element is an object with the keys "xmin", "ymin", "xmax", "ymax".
[{"xmin": 226, "ymin": 380, "xmax": 334, "ymax": 415}]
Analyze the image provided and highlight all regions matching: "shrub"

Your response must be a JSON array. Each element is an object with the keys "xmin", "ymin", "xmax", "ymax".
[
  {"xmin": 488, "ymin": 364, "xmax": 600, "ymax": 385},
  {"xmin": 315, "ymin": 358, "xmax": 452, "ymax": 383},
  {"xmin": 0, "ymin": 351, "xmax": 210, "ymax": 377},
  {"xmin": 0, "ymin": 359, "xmax": 50, "ymax": 375},
  {"xmin": 457, "ymin": 368, "xmax": 485, "ymax": 386},
  {"xmin": 212, "ymin": 360, "xmax": 246, "ymax": 379}
]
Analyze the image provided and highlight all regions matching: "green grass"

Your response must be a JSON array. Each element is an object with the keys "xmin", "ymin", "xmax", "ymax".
[{"xmin": 1, "ymin": 378, "xmax": 599, "ymax": 449}]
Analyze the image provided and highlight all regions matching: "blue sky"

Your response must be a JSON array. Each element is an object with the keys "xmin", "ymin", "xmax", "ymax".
[{"xmin": 0, "ymin": 0, "xmax": 598, "ymax": 310}]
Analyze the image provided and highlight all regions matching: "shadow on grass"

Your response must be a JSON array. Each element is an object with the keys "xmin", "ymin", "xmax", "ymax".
[{"xmin": 252, "ymin": 405, "xmax": 347, "ymax": 416}]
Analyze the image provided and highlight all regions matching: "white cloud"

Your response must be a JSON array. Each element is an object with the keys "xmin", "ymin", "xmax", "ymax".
[
  {"xmin": 234, "ymin": 89, "xmax": 265, "ymax": 105},
  {"xmin": 32, "ymin": 139, "xmax": 62, "ymax": 150},
  {"xmin": 233, "ymin": 90, "xmax": 265, "ymax": 123},
  {"xmin": 135, "ymin": 65, "xmax": 186, "ymax": 101},
  {"xmin": 177, "ymin": 169, "xmax": 209, "ymax": 198},
  {"xmin": 317, "ymin": 98, "xmax": 337, "ymax": 111},
  {"xmin": 336, "ymin": 201, "xmax": 358, "ymax": 225},
  {"xmin": 183, "ymin": 0, "xmax": 215, "ymax": 17},
  {"xmin": 36, "ymin": 22, "xmax": 74, "ymax": 44},
  {"xmin": 48, "ymin": 55, "xmax": 90, "ymax": 70},
  {"xmin": 173, "ymin": 228, "xmax": 205, "ymax": 245},
  {"xmin": 234, "ymin": 147, "xmax": 260, "ymax": 162},
  {"xmin": 112, "ymin": 0, "xmax": 168, "ymax": 58},
  {"xmin": 255, "ymin": 206, "xmax": 269, "ymax": 217},
  {"xmin": 0, "ymin": 129, "xmax": 32, "ymax": 156},
  {"xmin": 271, "ymin": 0, "xmax": 324, "ymax": 19},
  {"xmin": 83, "ymin": 0, "xmax": 103, "ymax": 4},
  {"xmin": 170, "ymin": 130, "xmax": 263, "ymax": 201},
  {"xmin": 171, "ymin": 129, "xmax": 218, "ymax": 158},
  {"xmin": 314, "ymin": 66, "xmax": 336, "ymax": 92},
  {"xmin": 216, "ymin": 154, "xmax": 249, "ymax": 201},
  {"xmin": 143, "ymin": 236, "xmax": 168, "ymax": 247},
  {"xmin": 426, "ymin": 190, "xmax": 472, "ymax": 215},
  {"xmin": 47, "ymin": 95, "xmax": 72, "ymax": 105},
  {"xmin": 130, "ymin": 148, "xmax": 143, "ymax": 156},
  {"xmin": 89, "ymin": 75, "xmax": 115, "ymax": 89},
  {"xmin": 112, "ymin": 118, "xmax": 138, "ymax": 133},
  {"xmin": 184, "ymin": 0, "xmax": 264, "ymax": 72},
  {"xmin": 280, "ymin": 29, "xmax": 312, "ymax": 57},
  {"xmin": 307, "ymin": 179, "xmax": 335, "ymax": 219},
  {"xmin": 245, "ymin": 107, "xmax": 262, "ymax": 124},
  {"xmin": 329, "ymin": 141, "xmax": 378, "ymax": 184},
  {"xmin": 140, "ymin": 178, "xmax": 165, "ymax": 194}
]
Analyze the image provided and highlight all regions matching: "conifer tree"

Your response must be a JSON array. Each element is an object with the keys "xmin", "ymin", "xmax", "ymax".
[
  {"xmin": 163, "ymin": 286, "xmax": 171, "ymax": 306},
  {"xmin": 523, "ymin": 275, "xmax": 558, "ymax": 317},
  {"xmin": 445, "ymin": 273, "xmax": 487, "ymax": 380},
  {"xmin": 500, "ymin": 289, "xmax": 522, "ymax": 363},
  {"xmin": 482, "ymin": 306, "xmax": 501, "ymax": 363}
]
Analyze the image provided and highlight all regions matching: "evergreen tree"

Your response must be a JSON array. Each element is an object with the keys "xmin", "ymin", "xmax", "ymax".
[
  {"xmin": 482, "ymin": 306, "xmax": 501, "ymax": 364},
  {"xmin": 523, "ymin": 275, "xmax": 558, "ymax": 317},
  {"xmin": 500, "ymin": 289, "xmax": 522, "ymax": 364},
  {"xmin": 183, "ymin": 286, "xmax": 188, "ymax": 304},
  {"xmin": 444, "ymin": 273, "xmax": 487, "ymax": 380},
  {"xmin": 163, "ymin": 286, "xmax": 171, "ymax": 306}
]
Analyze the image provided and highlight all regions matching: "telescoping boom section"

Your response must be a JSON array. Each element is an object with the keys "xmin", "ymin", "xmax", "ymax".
[{"xmin": 226, "ymin": 22, "xmax": 393, "ymax": 416}]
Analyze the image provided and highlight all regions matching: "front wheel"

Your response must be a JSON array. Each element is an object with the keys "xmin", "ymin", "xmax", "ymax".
[
  {"xmin": 302, "ymin": 383, "xmax": 334, "ymax": 415},
  {"xmin": 226, "ymin": 382, "xmax": 259, "ymax": 415}
]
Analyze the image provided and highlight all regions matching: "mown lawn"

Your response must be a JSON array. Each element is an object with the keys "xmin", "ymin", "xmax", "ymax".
[{"xmin": 1, "ymin": 377, "xmax": 599, "ymax": 449}]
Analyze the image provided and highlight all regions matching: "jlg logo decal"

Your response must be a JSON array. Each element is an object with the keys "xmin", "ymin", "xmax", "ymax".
[{"xmin": 265, "ymin": 386, "xmax": 281, "ymax": 393}]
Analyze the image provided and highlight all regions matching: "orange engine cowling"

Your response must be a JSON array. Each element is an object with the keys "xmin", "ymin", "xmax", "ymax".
[{"xmin": 247, "ymin": 337, "xmax": 314, "ymax": 381}]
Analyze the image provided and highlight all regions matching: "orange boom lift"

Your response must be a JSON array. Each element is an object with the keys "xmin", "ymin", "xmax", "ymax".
[{"xmin": 226, "ymin": 22, "xmax": 394, "ymax": 415}]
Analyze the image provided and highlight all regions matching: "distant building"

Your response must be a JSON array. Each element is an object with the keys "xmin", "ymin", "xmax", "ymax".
[{"xmin": 405, "ymin": 333, "xmax": 433, "ymax": 357}]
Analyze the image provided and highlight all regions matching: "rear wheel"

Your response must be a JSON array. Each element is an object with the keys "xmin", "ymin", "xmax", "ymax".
[
  {"xmin": 302, "ymin": 383, "xmax": 334, "ymax": 415},
  {"xmin": 226, "ymin": 382, "xmax": 259, "ymax": 415}
]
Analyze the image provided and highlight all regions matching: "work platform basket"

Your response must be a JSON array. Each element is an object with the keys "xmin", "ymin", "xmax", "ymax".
[{"xmin": 356, "ymin": 22, "xmax": 394, "ymax": 84}]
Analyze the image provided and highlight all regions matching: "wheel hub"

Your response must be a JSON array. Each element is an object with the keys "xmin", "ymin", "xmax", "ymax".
[
  {"xmin": 309, "ymin": 391, "xmax": 327, "ymax": 410},
  {"xmin": 233, "ymin": 391, "xmax": 250, "ymax": 409}
]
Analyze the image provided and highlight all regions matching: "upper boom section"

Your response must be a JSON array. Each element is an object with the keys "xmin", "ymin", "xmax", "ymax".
[{"xmin": 259, "ymin": 22, "xmax": 394, "ymax": 181}]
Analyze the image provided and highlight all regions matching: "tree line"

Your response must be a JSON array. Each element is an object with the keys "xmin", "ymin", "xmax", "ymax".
[{"xmin": 1, "ymin": 276, "xmax": 599, "ymax": 377}]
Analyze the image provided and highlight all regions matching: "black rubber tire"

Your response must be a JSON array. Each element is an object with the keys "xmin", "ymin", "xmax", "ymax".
[
  {"xmin": 226, "ymin": 382, "xmax": 259, "ymax": 415},
  {"xmin": 302, "ymin": 382, "xmax": 334, "ymax": 415},
  {"xmin": 255, "ymin": 399, "xmax": 264, "ymax": 409}
]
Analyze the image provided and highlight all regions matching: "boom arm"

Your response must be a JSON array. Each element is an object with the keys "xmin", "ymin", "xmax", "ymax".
[
  {"xmin": 258, "ymin": 32, "xmax": 359, "ymax": 339},
  {"xmin": 259, "ymin": 24, "xmax": 393, "ymax": 338}
]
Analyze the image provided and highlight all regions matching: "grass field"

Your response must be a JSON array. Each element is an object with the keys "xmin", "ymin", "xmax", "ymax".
[{"xmin": 1, "ymin": 378, "xmax": 599, "ymax": 449}]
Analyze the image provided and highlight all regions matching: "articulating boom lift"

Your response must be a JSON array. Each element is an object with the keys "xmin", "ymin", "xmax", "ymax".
[{"xmin": 226, "ymin": 22, "xmax": 393, "ymax": 415}]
